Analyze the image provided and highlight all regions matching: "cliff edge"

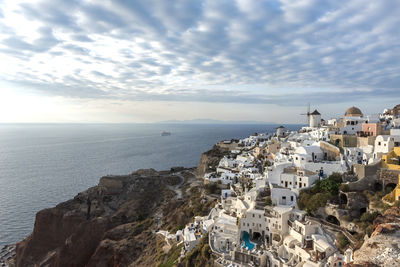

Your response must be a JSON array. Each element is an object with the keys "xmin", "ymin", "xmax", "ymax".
[
  {"xmin": 352, "ymin": 207, "xmax": 400, "ymax": 266},
  {"xmin": 196, "ymin": 144, "xmax": 232, "ymax": 177},
  {"xmin": 11, "ymin": 169, "xmax": 184, "ymax": 267}
]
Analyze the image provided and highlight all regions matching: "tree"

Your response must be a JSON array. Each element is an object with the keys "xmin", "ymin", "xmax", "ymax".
[
  {"xmin": 329, "ymin": 172, "xmax": 343, "ymax": 183},
  {"xmin": 320, "ymin": 177, "xmax": 340, "ymax": 195}
]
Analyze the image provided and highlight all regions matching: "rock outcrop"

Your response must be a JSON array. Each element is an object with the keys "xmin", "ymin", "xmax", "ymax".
[
  {"xmin": 12, "ymin": 169, "xmax": 182, "ymax": 267},
  {"xmin": 353, "ymin": 207, "xmax": 400, "ymax": 267},
  {"xmin": 196, "ymin": 145, "xmax": 231, "ymax": 177}
]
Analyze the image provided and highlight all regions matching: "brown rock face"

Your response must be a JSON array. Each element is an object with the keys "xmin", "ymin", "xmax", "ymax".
[
  {"xmin": 196, "ymin": 145, "xmax": 231, "ymax": 177},
  {"xmin": 372, "ymin": 206, "xmax": 400, "ymax": 237},
  {"xmin": 14, "ymin": 170, "xmax": 180, "ymax": 267},
  {"xmin": 353, "ymin": 207, "xmax": 400, "ymax": 266}
]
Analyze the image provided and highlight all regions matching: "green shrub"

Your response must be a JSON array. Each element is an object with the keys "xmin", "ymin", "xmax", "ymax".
[
  {"xmin": 184, "ymin": 234, "xmax": 212, "ymax": 267},
  {"xmin": 158, "ymin": 244, "xmax": 183, "ymax": 267},
  {"xmin": 298, "ymin": 191, "xmax": 331, "ymax": 213},
  {"xmin": 201, "ymin": 244, "xmax": 211, "ymax": 259},
  {"xmin": 298, "ymin": 174, "xmax": 342, "ymax": 214},
  {"xmin": 329, "ymin": 172, "xmax": 343, "ymax": 183},
  {"xmin": 265, "ymin": 196, "xmax": 272, "ymax": 206},
  {"xmin": 337, "ymin": 232, "xmax": 349, "ymax": 249},
  {"xmin": 366, "ymin": 225, "xmax": 374, "ymax": 237},
  {"xmin": 204, "ymin": 183, "xmax": 220, "ymax": 195},
  {"xmin": 320, "ymin": 178, "xmax": 340, "ymax": 195},
  {"xmin": 172, "ymin": 225, "xmax": 185, "ymax": 233},
  {"xmin": 360, "ymin": 211, "xmax": 379, "ymax": 223}
]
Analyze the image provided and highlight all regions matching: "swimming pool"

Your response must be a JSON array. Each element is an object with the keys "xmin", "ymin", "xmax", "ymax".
[{"xmin": 241, "ymin": 231, "xmax": 255, "ymax": 250}]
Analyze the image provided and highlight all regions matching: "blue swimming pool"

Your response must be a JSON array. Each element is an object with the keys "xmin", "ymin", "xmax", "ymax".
[{"xmin": 241, "ymin": 231, "xmax": 255, "ymax": 250}]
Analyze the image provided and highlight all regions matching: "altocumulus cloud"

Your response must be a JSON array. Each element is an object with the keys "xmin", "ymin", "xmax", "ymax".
[{"xmin": 0, "ymin": 0, "xmax": 399, "ymax": 105}]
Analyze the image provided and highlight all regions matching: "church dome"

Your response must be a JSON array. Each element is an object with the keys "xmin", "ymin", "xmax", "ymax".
[{"xmin": 345, "ymin": 106, "xmax": 363, "ymax": 117}]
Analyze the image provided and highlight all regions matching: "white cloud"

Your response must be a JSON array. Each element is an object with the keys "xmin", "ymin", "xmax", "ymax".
[{"xmin": 0, "ymin": 0, "xmax": 399, "ymax": 122}]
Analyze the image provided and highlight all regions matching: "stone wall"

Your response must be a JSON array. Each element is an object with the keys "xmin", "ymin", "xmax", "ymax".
[
  {"xmin": 330, "ymin": 134, "xmax": 357, "ymax": 148},
  {"xmin": 357, "ymin": 136, "xmax": 376, "ymax": 147},
  {"xmin": 379, "ymin": 168, "xmax": 400, "ymax": 185},
  {"xmin": 353, "ymin": 161, "xmax": 380, "ymax": 179},
  {"xmin": 347, "ymin": 161, "xmax": 381, "ymax": 191},
  {"xmin": 320, "ymin": 141, "xmax": 341, "ymax": 160}
]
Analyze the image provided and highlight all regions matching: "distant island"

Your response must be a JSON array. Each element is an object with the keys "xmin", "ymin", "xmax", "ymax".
[{"xmin": 156, "ymin": 118, "xmax": 276, "ymax": 124}]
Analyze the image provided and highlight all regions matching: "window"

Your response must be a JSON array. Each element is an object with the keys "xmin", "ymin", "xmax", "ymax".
[
  {"xmin": 291, "ymin": 196, "xmax": 294, "ymax": 201},
  {"xmin": 259, "ymin": 215, "xmax": 261, "ymax": 218},
  {"xmin": 378, "ymin": 142, "xmax": 381, "ymax": 145},
  {"xmin": 253, "ymin": 214, "xmax": 255, "ymax": 217}
]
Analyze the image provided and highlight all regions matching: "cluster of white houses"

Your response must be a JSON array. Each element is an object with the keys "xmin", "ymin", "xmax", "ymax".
[{"xmin": 162, "ymin": 104, "xmax": 400, "ymax": 266}]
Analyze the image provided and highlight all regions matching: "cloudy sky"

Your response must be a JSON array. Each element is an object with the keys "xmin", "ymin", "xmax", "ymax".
[{"xmin": 0, "ymin": 0, "xmax": 399, "ymax": 123}]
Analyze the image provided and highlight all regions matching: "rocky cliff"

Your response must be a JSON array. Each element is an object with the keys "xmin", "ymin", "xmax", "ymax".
[
  {"xmin": 10, "ymin": 169, "xmax": 190, "ymax": 267},
  {"xmin": 352, "ymin": 207, "xmax": 400, "ymax": 266},
  {"xmin": 196, "ymin": 145, "xmax": 231, "ymax": 177}
]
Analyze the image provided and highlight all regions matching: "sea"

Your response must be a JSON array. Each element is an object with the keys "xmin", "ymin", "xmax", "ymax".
[{"xmin": 0, "ymin": 123, "xmax": 301, "ymax": 248}]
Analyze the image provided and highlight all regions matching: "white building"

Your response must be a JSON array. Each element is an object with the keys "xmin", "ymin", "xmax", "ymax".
[
  {"xmin": 270, "ymin": 185, "xmax": 297, "ymax": 206},
  {"xmin": 344, "ymin": 145, "xmax": 374, "ymax": 166},
  {"xmin": 211, "ymin": 212, "xmax": 238, "ymax": 253},
  {"xmin": 240, "ymin": 208, "xmax": 269, "ymax": 241},
  {"xmin": 374, "ymin": 135, "xmax": 400, "ymax": 160},
  {"xmin": 340, "ymin": 116, "xmax": 366, "ymax": 135},
  {"xmin": 279, "ymin": 167, "xmax": 319, "ymax": 193}
]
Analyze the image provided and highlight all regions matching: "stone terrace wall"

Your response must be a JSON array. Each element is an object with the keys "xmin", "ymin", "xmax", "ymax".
[{"xmin": 379, "ymin": 168, "xmax": 400, "ymax": 186}]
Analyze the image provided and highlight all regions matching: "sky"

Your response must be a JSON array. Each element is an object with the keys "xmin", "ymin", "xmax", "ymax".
[{"xmin": 0, "ymin": 0, "xmax": 399, "ymax": 123}]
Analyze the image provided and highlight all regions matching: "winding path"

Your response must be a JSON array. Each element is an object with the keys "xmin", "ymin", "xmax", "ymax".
[{"xmin": 167, "ymin": 172, "xmax": 185, "ymax": 199}]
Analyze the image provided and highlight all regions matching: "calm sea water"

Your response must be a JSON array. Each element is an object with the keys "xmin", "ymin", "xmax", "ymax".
[{"xmin": 0, "ymin": 123, "xmax": 301, "ymax": 247}]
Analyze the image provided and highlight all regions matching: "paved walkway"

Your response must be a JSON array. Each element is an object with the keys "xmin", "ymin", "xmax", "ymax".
[{"xmin": 306, "ymin": 216, "xmax": 358, "ymax": 247}]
